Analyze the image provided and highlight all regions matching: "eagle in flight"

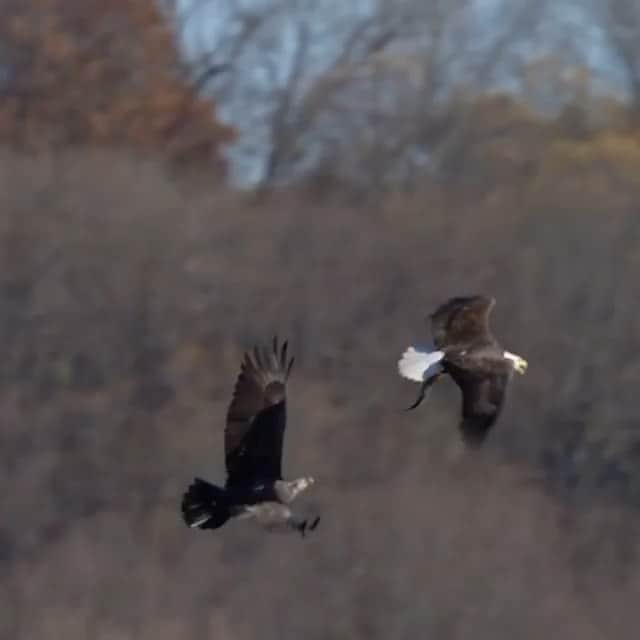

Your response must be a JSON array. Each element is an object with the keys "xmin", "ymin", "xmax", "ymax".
[
  {"xmin": 181, "ymin": 337, "xmax": 319, "ymax": 537},
  {"xmin": 397, "ymin": 296, "xmax": 528, "ymax": 445}
]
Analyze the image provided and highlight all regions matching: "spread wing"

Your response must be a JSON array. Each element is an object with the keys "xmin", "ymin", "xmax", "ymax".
[
  {"xmin": 224, "ymin": 337, "xmax": 294, "ymax": 487},
  {"xmin": 429, "ymin": 295, "xmax": 496, "ymax": 349},
  {"xmin": 456, "ymin": 370, "xmax": 510, "ymax": 446}
]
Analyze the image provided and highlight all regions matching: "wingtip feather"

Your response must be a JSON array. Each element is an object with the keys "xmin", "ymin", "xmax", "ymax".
[
  {"xmin": 240, "ymin": 337, "xmax": 294, "ymax": 379},
  {"xmin": 287, "ymin": 355, "xmax": 295, "ymax": 378},
  {"xmin": 256, "ymin": 346, "xmax": 266, "ymax": 369}
]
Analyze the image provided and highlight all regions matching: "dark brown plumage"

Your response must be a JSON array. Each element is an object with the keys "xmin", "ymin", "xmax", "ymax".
[
  {"xmin": 224, "ymin": 338, "xmax": 294, "ymax": 487},
  {"xmin": 181, "ymin": 337, "xmax": 318, "ymax": 536},
  {"xmin": 399, "ymin": 295, "xmax": 528, "ymax": 446},
  {"xmin": 430, "ymin": 295, "xmax": 496, "ymax": 350}
]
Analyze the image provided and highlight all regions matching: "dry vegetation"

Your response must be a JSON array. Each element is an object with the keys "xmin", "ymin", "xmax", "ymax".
[
  {"xmin": 2, "ymin": 2, "xmax": 640, "ymax": 638},
  {"xmin": 0, "ymin": 0, "xmax": 234, "ymax": 169},
  {"xmin": 2, "ymin": 126, "xmax": 640, "ymax": 639}
]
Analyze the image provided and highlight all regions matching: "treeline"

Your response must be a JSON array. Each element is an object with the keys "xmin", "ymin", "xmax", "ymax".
[
  {"xmin": 0, "ymin": 0, "xmax": 234, "ymax": 170},
  {"xmin": 2, "ymin": 147, "xmax": 640, "ymax": 640},
  {"xmin": 2, "ymin": 2, "xmax": 640, "ymax": 639}
]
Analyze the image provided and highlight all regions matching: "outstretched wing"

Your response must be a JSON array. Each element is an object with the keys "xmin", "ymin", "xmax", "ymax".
[
  {"xmin": 456, "ymin": 370, "xmax": 510, "ymax": 446},
  {"xmin": 429, "ymin": 295, "xmax": 496, "ymax": 349},
  {"xmin": 224, "ymin": 337, "xmax": 294, "ymax": 487}
]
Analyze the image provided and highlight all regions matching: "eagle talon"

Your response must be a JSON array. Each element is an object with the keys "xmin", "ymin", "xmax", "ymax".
[{"xmin": 297, "ymin": 515, "xmax": 320, "ymax": 538}]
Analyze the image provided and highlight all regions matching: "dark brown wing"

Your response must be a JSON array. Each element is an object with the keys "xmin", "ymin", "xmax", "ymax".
[
  {"xmin": 224, "ymin": 337, "xmax": 294, "ymax": 487},
  {"xmin": 456, "ymin": 369, "xmax": 510, "ymax": 446},
  {"xmin": 429, "ymin": 295, "xmax": 496, "ymax": 349}
]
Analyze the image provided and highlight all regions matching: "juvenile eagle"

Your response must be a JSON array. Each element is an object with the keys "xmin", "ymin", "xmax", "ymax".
[
  {"xmin": 397, "ymin": 296, "xmax": 528, "ymax": 445},
  {"xmin": 181, "ymin": 337, "xmax": 319, "ymax": 537}
]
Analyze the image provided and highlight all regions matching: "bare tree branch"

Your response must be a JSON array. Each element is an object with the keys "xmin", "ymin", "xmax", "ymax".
[
  {"xmin": 175, "ymin": 0, "xmax": 553, "ymax": 188},
  {"xmin": 589, "ymin": 0, "xmax": 640, "ymax": 106}
]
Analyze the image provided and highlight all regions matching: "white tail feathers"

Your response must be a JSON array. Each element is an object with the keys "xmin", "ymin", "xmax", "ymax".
[
  {"xmin": 189, "ymin": 514, "xmax": 213, "ymax": 528},
  {"xmin": 397, "ymin": 346, "xmax": 444, "ymax": 382}
]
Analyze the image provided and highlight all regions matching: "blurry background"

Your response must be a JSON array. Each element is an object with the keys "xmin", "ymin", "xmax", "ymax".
[{"xmin": 2, "ymin": 1, "xmax": 640, "ymax": 638}]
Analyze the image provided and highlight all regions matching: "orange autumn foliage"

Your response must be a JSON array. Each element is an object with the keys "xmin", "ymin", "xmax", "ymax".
[{"xmin": 0, "ymin": 0, "xmax": 234, "ymax": 170}]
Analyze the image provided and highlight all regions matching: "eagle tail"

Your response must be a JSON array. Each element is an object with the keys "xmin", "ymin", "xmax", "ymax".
[
  {"xmin": 181, "ymin": 478, "xmax": 231, "ymax": 530},
  {"xmin": 397, "ymin": 345, "xmax": 444, "ymax": 382}
]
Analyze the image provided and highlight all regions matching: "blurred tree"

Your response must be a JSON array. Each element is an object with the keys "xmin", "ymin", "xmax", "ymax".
[
  {"xmin": 173, "ymin": 0, "xmax": 550, "ymax": 190},
  {"xmin": 0, "ymin": 0, "xmax": 234, "ymax": 171},
  {"xmin": 590, "ymin": 0, "xmax": 640, "ymax": 110},
  {"xmin": 520, "ymin": 54, "xmax": 592, "ymax": 116}
]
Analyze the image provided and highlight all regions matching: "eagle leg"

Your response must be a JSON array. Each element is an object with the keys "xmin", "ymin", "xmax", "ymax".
[
  {"xmin": 405, "ymin": 373, "xmax": 441, "ymax": 412},
  {"xmin": 290, "ymin": 516, "xmax": 310, "ymax": 537},
  {"xmin": 292, "ymin": 515, "xmax": 321, "ymax": 538}
]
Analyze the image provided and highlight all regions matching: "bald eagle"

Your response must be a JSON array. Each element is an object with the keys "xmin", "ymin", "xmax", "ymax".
[
  {"xmin": 181, "ymin": 337, "xmax": 319, "ymax": 537},
  {"xmin": 397, "ymin": 296, "xmax": 528, "ymax": 445}
]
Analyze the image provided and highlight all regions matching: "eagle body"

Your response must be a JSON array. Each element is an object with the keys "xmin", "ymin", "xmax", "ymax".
[
  {"xmin": 181, "ymin": 337, "xmax": 319, "ymax": 537},
  {"xmin": 398, "ymin": 296, "xmax": 528, "ymax": 445}
]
